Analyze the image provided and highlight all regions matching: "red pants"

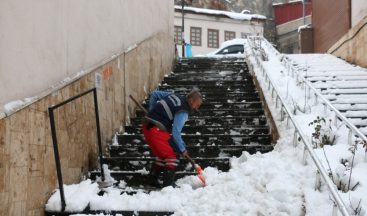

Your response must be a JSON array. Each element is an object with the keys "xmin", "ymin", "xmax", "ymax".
[{"xmin": 143, "ymin": 124, "xmax": 179, "ymax": 170}]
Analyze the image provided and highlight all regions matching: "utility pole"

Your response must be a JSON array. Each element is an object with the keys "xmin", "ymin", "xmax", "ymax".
[
  {"xmin": 181, "ymin": 0, "xmax": 185, "ymax": 57},
  {"xmin": 302, "ymin": 0, "xmax": 306, "ymax": 25}
]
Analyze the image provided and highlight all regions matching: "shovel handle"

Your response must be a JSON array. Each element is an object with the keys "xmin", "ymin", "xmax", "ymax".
[
  {"xmin": 185, "ymin": 154, "xmax": 197, "ymax": 167},
  {"xmin": 129, "ymin": 95, "xmax": 148, "ymax": 114}
]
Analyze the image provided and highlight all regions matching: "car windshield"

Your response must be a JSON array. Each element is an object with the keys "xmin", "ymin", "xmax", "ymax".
[{"xmin": 216, "ymin": 45, "xmax": 244, "ymax": 55}]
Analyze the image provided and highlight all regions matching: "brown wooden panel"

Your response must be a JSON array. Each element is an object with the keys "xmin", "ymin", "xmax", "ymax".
[{"xmin": 312, "ymin": 0, "xmax": 351, "ymax": 52}]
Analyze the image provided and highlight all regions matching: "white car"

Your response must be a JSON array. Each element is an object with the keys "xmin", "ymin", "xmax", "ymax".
[{"xmin": 206, "ymin": 38, "xmax": 246, "ymax": 56}]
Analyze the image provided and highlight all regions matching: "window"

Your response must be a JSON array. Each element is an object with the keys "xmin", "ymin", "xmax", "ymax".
[
  {"xmin": 208, "ymin": 29, "xmax": 219, "ymax": 48},
  {"xmin": 241, "ymin": 32, "xmax": 249, "ymax": 38},
  {"xmin": 224, "ymin": 31, "xmax": 236, "ymax": 41},
  {"xmin": 216, "ymin": 45, "xmax": 244, "ymax": 55},
  {"xmin": 190, "ymin": 27, "xmax": 202, "ymax": 46},
  {"xmin": 174, "ymin": 26, "xmax": 183, "ymax": 44}
]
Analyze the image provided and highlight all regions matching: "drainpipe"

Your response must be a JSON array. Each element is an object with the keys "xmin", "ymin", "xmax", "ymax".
[
  {"xmin": 302, "ymin": 0, "xmax": 306, "ymax": 25},
  {"xmin": 181, "ymin": 0, "xmax": 185, "ymax": 57}
]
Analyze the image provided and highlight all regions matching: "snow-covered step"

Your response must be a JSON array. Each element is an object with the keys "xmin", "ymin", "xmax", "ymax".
[
  {"xmin": 109, "ymin": 144, "xmax": 273, "ymax": 158},
  {"xmin": 135, "ymin": 109, "xmax": 264, "ymax": 118},
  {"xmin": 307, "ymin": 75, "xmax": 367, "ymax": 82},
  {"xmin": 312, "ymin": 81, "xmax": 367, "ymax": 89},
  {"xmin": 123, "ymin": 125, "xmax": 270, "ymax": 134},
  {"xmin": 321, "ymin": 88, "xmax": 367, "ymax": 94},
  {"xmin": 117, "ymin": 134, "xmax": 271, "ymax": 146},
  {"xmin": 288, "ymin": 53, "xmax": 367, "ymax": 136},
  {"xmin": 46, "ymin": 57, "xmax": 273, "ymax": 215},
  {"xmin": 333, "ymin": 103, "xmax": 367, "ymax": 111},
  {"xmin": 102, "ymin": 157, "xmax": 231, "ymax": 173}
]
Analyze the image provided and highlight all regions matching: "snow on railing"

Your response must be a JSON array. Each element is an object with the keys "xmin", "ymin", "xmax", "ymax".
[
  {"xmin": 280, "ymin": 53, "xmax": 367, "ymax": 163},
  {"xmin": 246, "ymin": 36, "xmax": 350, "ymax": 216}
]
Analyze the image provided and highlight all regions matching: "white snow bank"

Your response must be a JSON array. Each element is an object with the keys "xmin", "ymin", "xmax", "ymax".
[
  {"xmin": 47, "ymin": 136, "xmax": 321, "ymax": 215},
  {"xmin": 45, "ymin": 179, "xmax": 99, "ymax": 212},
  {"xmin": 175, "ymin": 5, "xmax": 266, "ymax": 21}
]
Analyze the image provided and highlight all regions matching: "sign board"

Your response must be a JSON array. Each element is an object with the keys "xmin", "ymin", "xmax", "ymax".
[{"xmin": 95, "ymin": 72, "xmax": 102, "ymax": 89}]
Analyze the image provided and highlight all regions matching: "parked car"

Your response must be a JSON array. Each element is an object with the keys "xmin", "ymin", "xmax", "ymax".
[{"xmin": 206, "ymin": 38, "xmax": 246, "ymax": 56}]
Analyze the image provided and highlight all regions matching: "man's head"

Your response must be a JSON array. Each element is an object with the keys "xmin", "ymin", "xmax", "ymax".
[{"xmin": 186, "ymin": 89, "xmax": 203, "ymax": 111}]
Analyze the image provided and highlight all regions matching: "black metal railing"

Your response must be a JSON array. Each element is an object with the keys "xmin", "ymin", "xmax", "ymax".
[{"xmin": 48, "ymin": 87, "xmax": 104, "ymax": 212}]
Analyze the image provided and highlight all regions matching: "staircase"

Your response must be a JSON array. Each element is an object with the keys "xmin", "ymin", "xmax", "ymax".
[{"xmin": 46, "ymin": 57, "xmax": 274, "ymax": 216}]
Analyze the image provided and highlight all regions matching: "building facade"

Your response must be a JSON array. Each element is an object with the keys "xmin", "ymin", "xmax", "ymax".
[
  {"xmin": 311, "ymin": 0, "xmax": 367, "ymax": 53},
  {"xmin": 174, "ymin": 6, "xmax": 265, "ymax": 56},
  {"xmin": 273, "ymin": 0, "xmax": 312, "ymax": 53}
]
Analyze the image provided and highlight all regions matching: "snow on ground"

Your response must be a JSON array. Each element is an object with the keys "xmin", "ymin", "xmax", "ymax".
[
  {"xmin": 47, "ymin": 134, "xmax": 321, "ymax": 215},
  {"xmin": 46, "ymin": 38, "xmax": 367, "ymax": 215}
]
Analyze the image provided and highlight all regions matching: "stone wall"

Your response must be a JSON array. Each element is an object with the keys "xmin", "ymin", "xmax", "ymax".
[
  {"xmin": 0, "ymin": 32, "xmax": 174, "ymax": 216},
  {"xmin": 0, "ymin": 0, "xmax": 173, "ymax": 110},
  {"xmin": 328, "ymin": 16, "xmax": 367, "ymax": 68}
]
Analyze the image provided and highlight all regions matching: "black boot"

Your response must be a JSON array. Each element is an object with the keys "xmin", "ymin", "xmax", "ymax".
[
  {"xmin": 162, "ymin": 168, "xmax": 178, "ymax": 188},
  {"xmin": 146, "ymin": 166, "xmax": 162, "ymax": 188}
]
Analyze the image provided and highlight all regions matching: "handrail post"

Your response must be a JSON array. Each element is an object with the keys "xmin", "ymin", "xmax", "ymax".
[
  {"xmin": 48, "ymin": 108, "xmax": 66, "ymax": 212},
  {"xmin": 47, "ymin": 87, "xmax": 106, "ymax": 211},
  {"xmin": 93, "ymin": 88, "xmax": 105, "ymax": 181}
]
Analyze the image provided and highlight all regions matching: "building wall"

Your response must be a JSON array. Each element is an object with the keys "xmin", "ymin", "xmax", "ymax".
[
  {"xmin": 273, "ymin": 1, "xmax": 312, "ymax": 25},
  {"xmin": 0, "ymin": 32, "xmax": 174, "ymax": 216},
  {"xmin": 276, "ymin": 16, "xmax": 311, "ymax": 53},
  {"xmin": 0, "ymin": 1, "xmax": 175, "ymax": 215},
  {"xmin": 0, "ymin": 0, "xmax": 173, "ymax": 108},
  {"xmin": 312, "ymin": 0, "xmax": 351, "ymax": 52},
  {"xmin": 352, "ymin": 0, "xmax": 367, "ymax": 27},
  {"xmin": 328, "ymin": 16, "xmax": 367, "ymax": 68},
  {"xmin": 174, "ymin": 12, "xmax": 264, "ymax": 56}
]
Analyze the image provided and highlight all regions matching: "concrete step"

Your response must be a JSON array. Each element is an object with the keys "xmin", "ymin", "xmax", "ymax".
[
  {"xmin": 135, "ymin": 109, "xmax": 265, "ymax": 118},
  {"xmin": 123, "ymin": 125, "xmax": 270, "ymax": 134},
  {"xmin": 101, "ymin": 156, "xmax": 231, "ymax": 173},
  {"xmin": 109, "ymin": 144, "xmax": 273, "ymax": 158},
  {"xmin": 130, "ymin": 116, "xmax": 268, "ymax": 127},
  {"xmin": 117, "ymin": 133, "xmax": 271, "ymax": 146}
]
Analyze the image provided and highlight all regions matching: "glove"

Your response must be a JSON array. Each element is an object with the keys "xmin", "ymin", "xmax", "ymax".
[{"xmin": 181, "ymin": 150, "xmax": 189, "ymax": 159}]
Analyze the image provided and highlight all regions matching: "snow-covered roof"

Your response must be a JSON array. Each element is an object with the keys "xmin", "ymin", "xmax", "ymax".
[{"xmin": 174, "ymin": 5, "xmax": 266, "ymax": 21}]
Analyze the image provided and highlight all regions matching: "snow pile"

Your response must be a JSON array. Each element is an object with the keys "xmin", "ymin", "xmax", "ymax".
[
  {"xmin": 45, "ymin": 179, "xmax": 99, "ymax": 212},
  {"xmin": 47, "ymin": 135, "xmax": 323, "ymax": 215},
  {"xmin": 298, "ymin": 24, "xmax": 311, "ymax": 32},
  {"xmin": 175, "ymin": 5, "xmax": 266, "ymax": 21}
]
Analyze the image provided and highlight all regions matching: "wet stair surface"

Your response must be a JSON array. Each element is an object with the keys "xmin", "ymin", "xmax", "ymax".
[{"xmin": 46, "ymin": 57, "xmax": 274, "ymax": 216}]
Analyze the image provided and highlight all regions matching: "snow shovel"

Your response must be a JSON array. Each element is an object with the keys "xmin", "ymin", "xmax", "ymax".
[
  {"xmin": 129, "ymin": 94, "xmax": 206, "ymax": 186},
  {"xmin": 185, "ymin": 154, "xmax": 206, "ymax": 186}
]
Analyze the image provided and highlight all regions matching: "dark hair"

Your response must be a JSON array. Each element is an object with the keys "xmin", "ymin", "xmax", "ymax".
[{"xmin": 186, "ymin": 88, "xmax": 203, "ymax": 101}]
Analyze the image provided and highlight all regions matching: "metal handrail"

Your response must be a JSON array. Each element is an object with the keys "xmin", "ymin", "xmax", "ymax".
[
  {"xmin": 48, "ymin": 87, "xmax": 104, "ymax": 212},
  {"xmin": 256, "ymin": 36, "xmax": 367, "ymax": 147},
  {"xmin": 282, "ymin": 57, "xmax": 367, "ymax": 145},
  {"xmin": 246, "ymin": 38, "xmax": 350, "ymax": 216}
]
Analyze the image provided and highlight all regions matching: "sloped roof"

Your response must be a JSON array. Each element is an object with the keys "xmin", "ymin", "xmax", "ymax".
[{"xmin": 174, "ymin": 5, "xmax": 266, "ymax": 21}]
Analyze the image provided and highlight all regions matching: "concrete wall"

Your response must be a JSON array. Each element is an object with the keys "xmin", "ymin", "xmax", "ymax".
[
  {"xmin": 0, "ymin": 0, "xmax": 173, "ymax": 108},
  {"xmin": 312, "ymin": 0, "xmax": 351, "ymax": 53},
  {"xmin": 328, "ymin": 16, "xmax": 367, "ymax": 68},
  {"xmin": 0, "ymin": 32, "xmax": 174, "ymax": 216},
  {"xmin": 0, "ymin": 1, "xmax": 175, "ymax": 215},
  {"xmin": 276, "ymin": 16, "xmax": 311, "ymax": 53},
  {"xmin": 352, "ymin": 0, "xmax": 367, "ymax": 27},
  {"xmin": 174, "ymin": 12, "xmax": 264, "ymax": 56}
]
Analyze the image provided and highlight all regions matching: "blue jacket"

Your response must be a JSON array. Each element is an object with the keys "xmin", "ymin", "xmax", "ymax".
[{"xmin": 147, "ymin": 91, "xmax": 189, "ymax": 153}]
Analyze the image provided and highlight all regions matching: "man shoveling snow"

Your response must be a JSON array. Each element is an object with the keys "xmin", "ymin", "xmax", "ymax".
[{"xmin": 143, "ymin": 89, "xmax": 203, "ymax": 188}]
